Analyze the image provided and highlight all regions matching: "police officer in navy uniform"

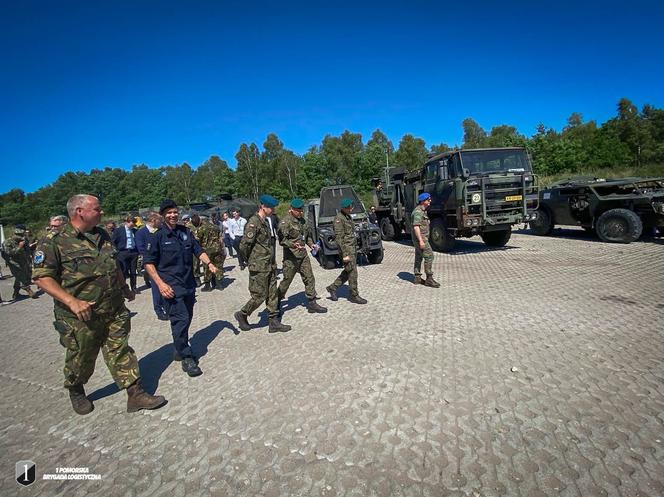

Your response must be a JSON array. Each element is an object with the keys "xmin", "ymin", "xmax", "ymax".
[{"xmin": 143, "ymin": 199, "xmax": 218, "ymax": 377}]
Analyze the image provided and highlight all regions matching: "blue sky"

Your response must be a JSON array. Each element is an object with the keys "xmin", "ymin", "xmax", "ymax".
[{"xmin": 2, "ymin": 0, "xmax": 663, "ymax": 193}]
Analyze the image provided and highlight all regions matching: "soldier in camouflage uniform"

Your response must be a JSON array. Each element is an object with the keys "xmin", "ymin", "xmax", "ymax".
[
  {"xmin": 326, "ymin": 198, "xmax": 368, "ymax": 304},
  {"xmin": 33, "ymin": 194, "xmax": 166, "ymax": 415},
  {"xmin": 190, "ymin": 214, "xmax": 225, "ymax": 292},
  {"xmin": 412, "ymin": 192, "xmax": 440, "ymax": 288},
  {"xmin": 235, "ymin": 195, "xmax": 292, "ymax": 333},
  {"xmin": 2, "ymin": 227, "xmax": 37, "ymax": 299},
  {"xmin": 277, "ymin": 198, "xmax": 327, "ymax": 314}
]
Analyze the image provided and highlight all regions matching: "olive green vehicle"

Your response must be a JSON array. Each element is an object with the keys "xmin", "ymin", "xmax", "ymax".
[
  {"xmin": 304, "ymin": 185, "xmax": 384, "ymax": 269},
  {"xmin": 373, "ymin": 147, "xmax": 540, "ymax": 252},
  {"xmin": 529, "ymin": 176, "xmax": 664, "ymax": 243}
]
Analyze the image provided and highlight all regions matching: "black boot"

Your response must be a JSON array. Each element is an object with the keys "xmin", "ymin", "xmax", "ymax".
[
  {"xmin": 307, "ymin": 299, "xmax": 328, "ymax": 313},
  {"xmin": 234, "ymin": 311, "xmax": 251, "ymax": 331},
  {"xmin": 425, "ymin": 274, "xmax": 441, "ymax": 288},
  {"xmin": 201, "ymin": 281, "xmax": 213, "ymax": 292},
  {"xmin": 348, "ymin": 295, "xmax": 368, "ymax": 304},
  {"xmin": 269, "ymin": 317, "xmax": 292, "ymax": 333},
  {"xmin": 326, "ymin": 285, "xmax": 338, "ymax": 301},
  {"xmin": 126, "ymin": 381, "xmax": 166, "ymax": 412},
  {"xmin": 68, "ymin": 385, "xmax": 94, "ymax": 415},
  {"xmin": 181, "ymin": 357, "xmax": 203, "ymax": 377}
]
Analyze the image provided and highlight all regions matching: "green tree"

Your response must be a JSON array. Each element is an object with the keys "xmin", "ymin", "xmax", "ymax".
[
  {"xmin": 462, "ymin": 118, "xmax": 487, "ymax": 148},
  {"xmin": 394, "ymin": 134, "xmax": 427, "ymax": 171}
]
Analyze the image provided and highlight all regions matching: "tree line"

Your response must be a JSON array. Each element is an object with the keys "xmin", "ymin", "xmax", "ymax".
[{"xmin": 1, "ymin": 97, "xmax": 662, "ymax": 227}]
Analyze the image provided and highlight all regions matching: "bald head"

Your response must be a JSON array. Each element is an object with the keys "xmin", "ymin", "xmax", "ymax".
[
  {"xmin": 67, "ymin": 194, "xmax": 103, "ymax": 232},
  {"xmin": 66, "ymin": 194, "xmax": 95, "ymax": 217}
]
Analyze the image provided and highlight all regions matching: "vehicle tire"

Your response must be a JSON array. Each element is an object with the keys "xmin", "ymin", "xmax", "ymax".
[
  {"xmin": 379, "ymin": 217, "xmax": 395, "ymax": 241},
  {"xmin": 368, "ymin": 248, "xmax": 384, "ymax": 264},
  {"xmin": 481, "ymin": 229, "xmax": 512, "ymax": 247},
  {"xmin": 596, "ymin": 209, "xmax": 643, "ymax": 243},
  {"xmin": 429, "ymin": 218, "xmax": 456, "ymax": 252},
  {"xmin": 317, "ymin": 250, "xmax": 337, "ymax": 270},
  {"xmin": 529, "ymin": 208, "xmax": 554, "ymax": 235}
]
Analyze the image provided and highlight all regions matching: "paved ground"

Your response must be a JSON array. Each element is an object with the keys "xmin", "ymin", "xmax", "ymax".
[{"xmin": 1, "ymin": 227, "xmax": 663, "ymax": 497}]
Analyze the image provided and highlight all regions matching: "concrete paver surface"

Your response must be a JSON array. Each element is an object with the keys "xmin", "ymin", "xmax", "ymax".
[{"xmin": 1, "ymin": 228, "xmax": 663, "ymax": 497}]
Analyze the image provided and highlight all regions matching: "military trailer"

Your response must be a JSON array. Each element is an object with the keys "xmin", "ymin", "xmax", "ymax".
[
  {"xmin": 529, "ymin": 176, "xmax": 664, "ymax": 243},
  {"xmin": 304, "ymin": 185, "xmax": 383, "ymax": 269},
  {"xmin": 373, "ymin": 147, "xmax": 539, "ymax": 252}
]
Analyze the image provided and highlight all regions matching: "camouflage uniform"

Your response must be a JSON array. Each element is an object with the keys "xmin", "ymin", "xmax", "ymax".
[
  {"xmin": 411, "ymin": 204, "xmax": 435, "ymax": 278},
  {"xmin": 192, "ymin": 221, "xmax": 225, "ymax": 283},
  {"xmin": 2, "ymin": 232, "xmax": 33, "ymax": 295},
  {"xmin": 328, "ymin": 211, "xmax": 359, "ymax": 297},
  {"xmin": 32, "ymin": 223, "xmax": 140, "ymax": 390},
  {"xmin": 278, "ymin": 213, "xmax": 317, "ymax": 300},
  {"xmin": 239, "ymin": 215, "xmax": 279, "ymax": 318}
]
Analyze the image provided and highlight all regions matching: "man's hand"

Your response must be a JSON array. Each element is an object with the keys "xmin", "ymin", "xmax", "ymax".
[
  {"xmin": 158, "ymin": 282, "xmax": 175, "ymax": 299},
  {"xmin": 69, "ymin": 298, "xmax": 95, "ymax": 321},
  {"xmin": 294, "ymin": 242, "xmax": 305, "ymax": 251},
  {"xmin": 342, "ymin": 255, "xmax": 351, "ymax": 263},
  {"xmin": 208, "ymin": 263, "xmax": 218, "ymax": 274},
  {"xmin": 419, "ymin": 240, "xmax": 426, "ymax": 250},
  {"xmin": 18, "ymin": 240, "xmax": 25, "ymax": 248}
]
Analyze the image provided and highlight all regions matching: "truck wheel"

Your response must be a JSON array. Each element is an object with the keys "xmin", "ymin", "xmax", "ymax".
[
  {"xmin": 596, "ymin": 209, "xmax": 643, "ymax": 243},
  {"xmin": 368, "ymin": 248, "xmax": 384, "ymax": 264},
  {"xmin": 379, "ymin": 217, "xmax": 395, "ymax": 241},
  {"xmin": 318, "ymin": 251, "xmax": 337, "ymax": 269},
  {"xmin": 529, "ymin": 208, "xmax": 554, "ymax": 235},
  {"xmin": 429, "ymin": 219, "xmax": 456, "ymax": 252},
  {"xmin": 481, "ymin": 229, "xmax": 512, "ymax": 247}
]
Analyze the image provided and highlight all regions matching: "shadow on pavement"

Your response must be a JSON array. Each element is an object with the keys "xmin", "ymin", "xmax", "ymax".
[
  {"xmin": 89, "ymin": 319, "xmax": 234, "ymax": 400},
  {"xmin": 280, "ymin": 291, "xmax": 310, "ymax": 314},
  {"xmin": 391, "ymin": 238, "xmax": 517, "ymax": 255},
  {"xmin": 397, "ymin": 271, "xmax": 416, "ymax": 283}
]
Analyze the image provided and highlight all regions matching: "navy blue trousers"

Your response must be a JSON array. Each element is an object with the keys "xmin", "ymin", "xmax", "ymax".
[{"xmin": 164, "ymin": 292, "xmax": 196, "ymax": 358}]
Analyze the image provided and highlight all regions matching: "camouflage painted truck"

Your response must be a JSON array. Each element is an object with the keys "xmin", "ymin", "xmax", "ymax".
[
  {"xmin": 529, "ymin": 176, "xmax": 664, "ymax": 243},
  {"xmin": 304, "ymin": 185, "xmax": 384, "ymax": 269},
  {"xmin": 373, "ymin": 147, "xmax": 539, "ymax": 252}
]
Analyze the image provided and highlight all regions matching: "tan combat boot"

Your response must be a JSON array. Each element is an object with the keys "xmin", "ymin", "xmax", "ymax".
[
  {"xmin": 126, "ymin": 382, "xmax": 167, "ymax": 413},
  {"xmin": 268, "ymin": 317, "xmax": 292, "ymax": 333},
  {"xmin": 424, "ymin": 274, "xmax": 441, "ymax": 288}
]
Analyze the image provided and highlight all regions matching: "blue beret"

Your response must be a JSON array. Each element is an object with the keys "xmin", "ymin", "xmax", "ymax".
[
  {"xmin": 418, "ymin": 192, "xmax": 431, "ymax": 203},
  {"xmin": 340, "ymin": 198, "xmax": 354, "ymax": 208},
  {"xmin": 259, "ymin": 194, "xmax": 279, "ymax": 208},
  {"xmin": 290, "ymin": 198, "xmax": 304, "ymax": 209}
]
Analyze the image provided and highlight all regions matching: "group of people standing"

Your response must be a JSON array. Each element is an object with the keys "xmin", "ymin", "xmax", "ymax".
[{"xmin": 24, "ymin": 189, "xmax": 439, "ymax": 416}]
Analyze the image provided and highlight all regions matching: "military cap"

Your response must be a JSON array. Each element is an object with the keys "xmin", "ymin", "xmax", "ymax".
[
  {"xmin": 14, "ymin": 227, "xmax": 26, "ymax": 235},
  {"xmin": 159, "ymin": 198, "xmax": 178, "ymax": 214},
  {"xmin": 259, "ymin": 194, "xmax": 279, "ymax": 208},
  {"xmin": 418, "ymin": 192, "xmax": 432, "ymax": 203},
  {"xmin": 340, "ymin": 198, "xmax": 354, "ymax": 208},
  {"xmin": 290, "ymin": 198, "xmax": 304, "ymax": 209}
]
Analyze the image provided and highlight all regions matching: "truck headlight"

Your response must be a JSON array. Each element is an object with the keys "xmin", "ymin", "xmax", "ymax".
[{"xmin": 471, "ymin": 193, "xmax": 481, "ymax": 203}]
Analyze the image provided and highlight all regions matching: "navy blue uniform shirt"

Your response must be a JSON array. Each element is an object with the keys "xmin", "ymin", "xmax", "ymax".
[{"xmin": 143, "ymin": 224, "xmax": 204, "ymax": 297}]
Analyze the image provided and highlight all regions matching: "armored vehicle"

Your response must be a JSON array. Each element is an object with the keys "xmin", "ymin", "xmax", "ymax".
[
  {"xmin": 373, "ymin": 147, "xmax": 539, "ymax": 252},
  {"xmin": 529, "ymin": 176, "xmax": 664, "ymax": 243},
  {"xmin": 304, "ymin": 185, "xmax": 383, "ymax": 269}
]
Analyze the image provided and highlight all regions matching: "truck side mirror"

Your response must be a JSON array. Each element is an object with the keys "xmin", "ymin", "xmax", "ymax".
[{"xmin": 461, "ymin": 168, "xmax": 470, "ymax": 179}]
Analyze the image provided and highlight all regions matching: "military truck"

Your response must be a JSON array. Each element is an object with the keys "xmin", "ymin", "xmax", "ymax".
[
  {"xmin": 529, "ymin": 176, "xmax": 664, "ymax": 243},
  {"xmin": 304, "ymin": 185, "xmax": 383, "ymax": 269},
  {"xmin": 373, "ymin": 147, "xmax": 539, "ymax": 252}
]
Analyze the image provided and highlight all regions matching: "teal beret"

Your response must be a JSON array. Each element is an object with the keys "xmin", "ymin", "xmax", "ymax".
[
  {"xmin": 290, "ymin": 198, "xmax": 304, "ymax": 209},
  {"xmin": 259, "ymin": 194, "xmax": 279, "ymax": 208},
  {"xmin": 340, "ymin": 198, "xmax": 353, "ymax": 208}
]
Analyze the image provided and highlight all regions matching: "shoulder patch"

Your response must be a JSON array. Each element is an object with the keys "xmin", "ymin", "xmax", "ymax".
[{"xmin": 34, "ymin": 250, "xmax": 45, "ymax": 264}]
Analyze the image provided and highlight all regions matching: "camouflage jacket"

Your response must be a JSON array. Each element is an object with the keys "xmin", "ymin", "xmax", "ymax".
[
  {"xmin": 240, "ymin": 214, "xmax": 276, "ymax": 272},
  {"xmin": 32, "ymin": 223, "xmax": 124, "ymax": 318},
  {"xmin": 411, "ymin": 205, "xmax": 430, "ymax": 239},
  {"xmin": 2, "ymin": 236, "xmax": 31, "ymax": 267},
  {"xmin": 333, "ymin": 212, "xmax": 356, "ymax": 259},
  {"xmin": 192, "ymin": 221, "xmax": 223, "ymax": 254},
  {"xmin": 278, "ymin": 213, "xmax": 314, "ymax": 260}
]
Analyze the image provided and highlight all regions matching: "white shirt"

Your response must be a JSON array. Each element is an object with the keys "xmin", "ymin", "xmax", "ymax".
[
  {"xmin": 221, "ymin": 219, "xmax": 231, "ymax": 235},
  {"xmin": 229, "ymin": 217, "xmax": 246, "ymax": 238}
]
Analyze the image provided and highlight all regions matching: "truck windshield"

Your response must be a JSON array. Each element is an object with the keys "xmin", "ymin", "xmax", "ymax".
[
  {"xmin": 460, "ymin": 149, "xmax": 531, "ymax": 175},
  {"xmin": 319, "ymin": 187, "xmax": 365, "ymax": 218}
]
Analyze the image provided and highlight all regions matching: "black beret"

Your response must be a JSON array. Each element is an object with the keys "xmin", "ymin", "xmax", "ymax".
[{"xmin": 159, "ymin": 198, "xmax": 178, "ymax": 214}]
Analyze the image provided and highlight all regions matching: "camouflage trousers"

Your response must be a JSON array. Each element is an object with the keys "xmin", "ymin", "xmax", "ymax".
[
  {"xmin": 8, "ymin": 262, "xmax": 31, "ymax": 290},
  {"xmin": 241, "ymin": 269, "xmax": 279, "ymax": 318},
  {"xmin": 53, "ymin": 307, "xmax": 140, "ymax": 390},
  {"xmin": 413, "ymin": 241, "xmax": 434, "ymax": 277},
  {"xmin": 329, "ymin": 257, "xmax": 359, "ymax": 297},
  {"xmin": 279, "ymin": 255, "xmax": 317, "ymax": 300},
  {"xmin": 204, "ymin": 251, "xmax": 226, "ymax": 282}
]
